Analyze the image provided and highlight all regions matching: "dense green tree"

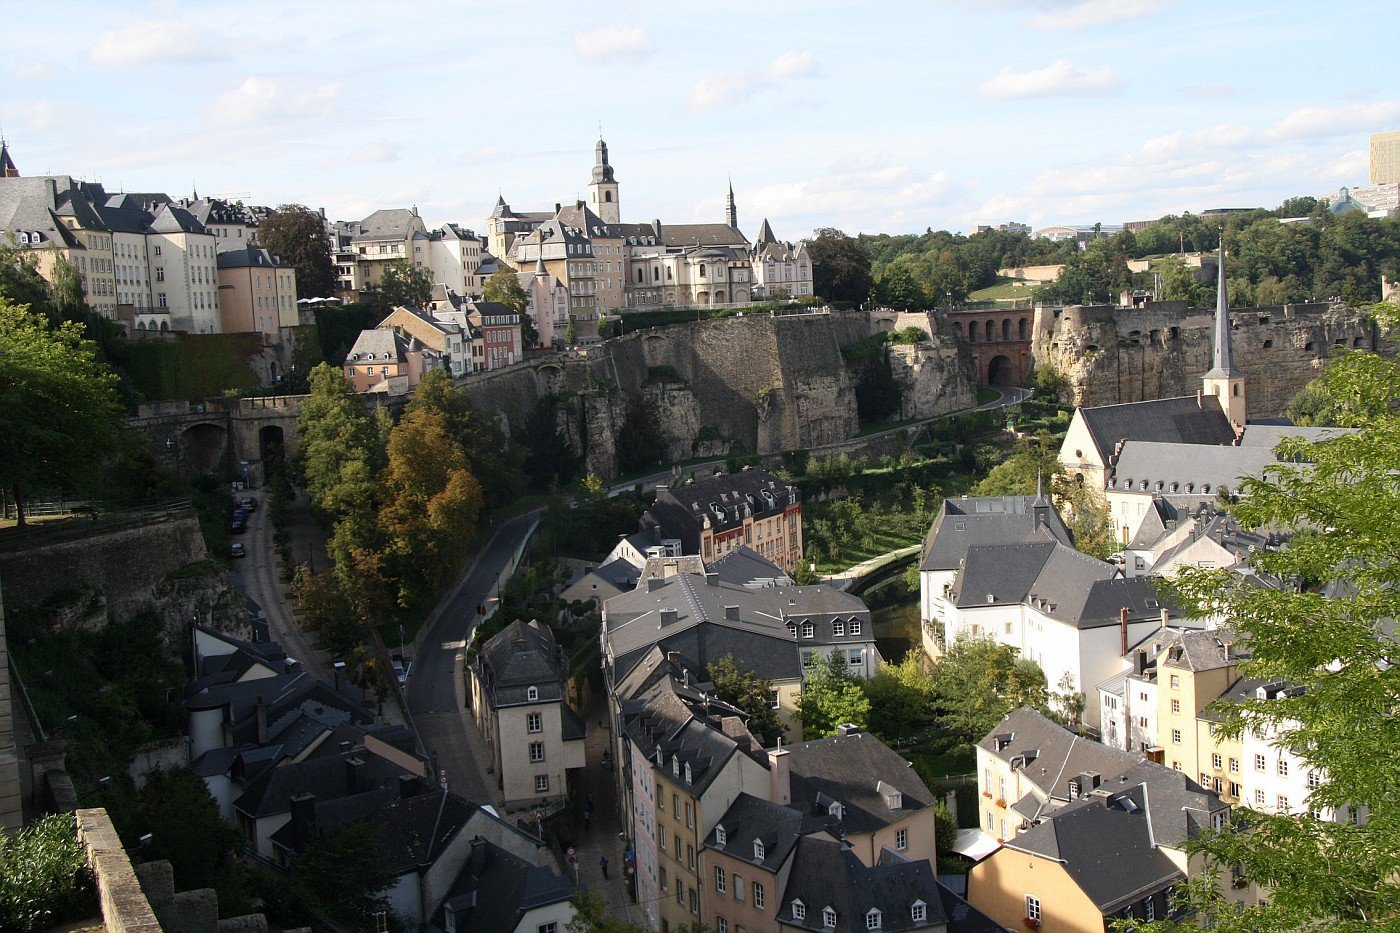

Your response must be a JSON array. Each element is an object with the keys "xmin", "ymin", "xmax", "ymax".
[
  {"xmin": 931, "ymin": 636, "xmax": 1048, "ymax": 743},
  {"xmin": 313, "ymin": 301, "xmax": 381, "ymax": 366},
  {"xmin": 0, "ymin": 244, "xmax": 53, "ymax": 318},
  {"xmin": 567, "ymin": 890, "xmax": 648, "ymax": 932},
  {"xmin": 1140, "ymin": 339, "xmax": 1400, "ymax": 932},
  {"xmin": 380, "ymin": 404, "xmax": 484, "ymax": 606},
  {"xmin": 256, "ymin": 204, "xmax": 336, "ymax": 299},
  {"xmin": 971, "ymin": 434, "xmax": 1061, "ymax": 497},
  {"xmin": 407, "ymin": 369, "xmax": 524, "ymax": 505},
  {"xmin": 297, "ymin": 363, "xmax": 383, "ymax": 518},
  {"xmin": 483, "ymin": 267, "xmax": 538, "ymax": 345},
  {"xmin": 707, "ymin": 654, "xmax": 786, "ymax": 745},
  {"xmin": 1154, "ymin": 254, "xmax": 1206, "ymax": 306},
  {"xmin": 798, "ymin": 651, "xmax": 871, "ymax": 738},
  {"xmin": 519, "ymin": 394, "xmax": 582, "ymax": 488},
  {"xmin": 564, "ymin": 322, "xmax": 578, "ymax": 346},
  {"xmin": 119, "ymin": 767, "xmax": 241, "ymax": 891},
  {"xmin": 863, "ymin": 651, "xmax": 939, "ymax": 741},
  {"xmin": 45, "ymin": 256, "xmax": 86, "ymax": 326},
  {"xmin": 808, "ymin": 228, "xmax": 873, "ymax": 304},
  {"xmin": 0, "ymin": 299, "xmax": 125, "ymax": 524},
  {"xmin": 362, "ymin": 259, "xmax": 433, "ymax": 312},
  {"xmin": 295, "ymin": 821, "xmax": 395, "ymax": 928},
  {"xmin": 616, "ymin": 394, "xmax": 667, "ymax": 475},
  {"xmin": 0, "ymin": 812, "xmax": 93, "ymax": 931}
]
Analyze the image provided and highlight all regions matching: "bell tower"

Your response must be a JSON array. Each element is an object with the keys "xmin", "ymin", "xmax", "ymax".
[
  {"xmin": 1201, "ymin": 240, "xmax": 1246, "ymax": 431},
  {"xmin": 588, "ymin": 136, "xmax": 620, "ymax": 224}
]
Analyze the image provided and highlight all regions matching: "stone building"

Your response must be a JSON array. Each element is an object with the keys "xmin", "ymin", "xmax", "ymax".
[
  {"xmin": 468, "ymin": 619, "xmax": 587, "ymax": 810},
  {"xmin": 640, "ymin": 469, "xmax": 803, "ymax": 574},
  {"xmin": 945, "ymin": 307, "xmax": 1032, "ymax": 386}
]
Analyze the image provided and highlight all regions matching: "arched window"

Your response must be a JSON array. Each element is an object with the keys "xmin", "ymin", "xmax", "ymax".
[
  {"xmin": 986, "ymin": 320, "xmax": 996, "ymax": 341},
  {"xmin": 1002, "ymin": 319, "xmax": 1011, "ymax": 341},
  {"xmin": 605, "ymin": 191, "xmax": 613, "ymax": 202},
  {"xmin": 1019, "ymin": 317, "xmax": 1028, "ymax": 340},
  {"xmin": 967, "ymin": 321, "xmax": 978, "ymax": 341}
]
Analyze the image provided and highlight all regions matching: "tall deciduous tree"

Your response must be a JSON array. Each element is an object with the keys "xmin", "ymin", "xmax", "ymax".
[
  {"xmin": 256, "ymin": 204, "xmax": 336, "ymax": 299},
  {"xmin": 798, "ymin": 651, "xmax": 871, "ymax": 738},
  {"xmin": 808, "ymin": 228, "xmax": 873, "ymax": 304},
  {"xmin": 931, "ymin": 636, "xmax": 1048, "ymax": 743},
  {"xmin": 1142, "ymin": 337, "xmax": 1400, "ymax": 932},
  {"xmin": 863, "ymin": 651, "xmax": 939, "ymax": 742},
  {"xmin": 294, "ymin": 821, "xmax": 394, "ymax": 928},
  {"xmin": 407, "ymin": 369, "xmax": 523, "ymax": 506},
  {"xmin": 0, "ymin": 299, "xmax": 125, "ymax": 524},
  {"xmin": 707, "ymin": 654, "xmax": 786, "ymax": 744},
  {"xmin": 379, "ymin": 404, "xmax": 483, "ymax": 607},
  {"xmin": 362, "ymin": 260, "xmax": 433, "ymax": 313}
]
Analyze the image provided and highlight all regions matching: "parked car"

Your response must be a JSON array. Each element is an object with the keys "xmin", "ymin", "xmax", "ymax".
[
  {"xmin": 230, "ymin": 542, "xmax": 246, "ymax": 558},
  {"xmin": 230, "ymin": 519, "xmax": 247, "ymax": 534},
  {"xmin": 232, "ymin": 507, "xmax": 248, "ymax": 522},
  {"xmin": 239, "ymin": 496, "xmax": 257, "ymax": 512},
  {"xmin": 391, "ymin": 654, "xmax": 412, "ymax": 686}
]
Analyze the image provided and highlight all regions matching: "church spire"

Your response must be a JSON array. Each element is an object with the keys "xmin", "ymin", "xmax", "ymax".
[
  {"xmin": 725, "ymin": 176, "xmax": 737, "ymax": 229},
  {"xmin": 1205, "ymin": 239, "xmax": 1240, "ymax": 377}
]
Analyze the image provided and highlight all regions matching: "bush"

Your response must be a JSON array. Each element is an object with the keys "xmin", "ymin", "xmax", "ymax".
[{"xmin": 0, "ymin": 813, "xmax": 95, "ymax": 931}]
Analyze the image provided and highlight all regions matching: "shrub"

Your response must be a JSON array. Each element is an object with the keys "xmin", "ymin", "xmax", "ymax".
[{"xmin": 0, "ymin": 813, "xmax": 95, "ymax": 931}]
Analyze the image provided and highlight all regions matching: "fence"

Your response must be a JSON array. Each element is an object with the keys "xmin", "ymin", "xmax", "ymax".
[{"xmin": 0, "ymin": 498, "xmax": 193, "ymax": 549}]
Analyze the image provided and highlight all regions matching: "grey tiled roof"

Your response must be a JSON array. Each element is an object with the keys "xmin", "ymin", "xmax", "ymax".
[
  {"xmin": 438, "ymin": 838, "xmax": 575, "ymax": 933},
  {"xmin": 345, "ymin": 327, "xmax": 408, "ymax": 363},
  {"xmin": 216, "ymin": 246, "xmax": 286, "ymax": 269},
  {"xmin": 704, "ymin": 792, "xmax": 814, "ymax": 874},
  {"xmin": 709, "ymin": 545, "xmax": 794, "ymax": 587},
  {"xmin": 920, "ymin": 496, "xmax": 1073, "ymax": 572},
  {"xmin": 1109, "ymin": 440, "xmax": 1283, "ymax": 496},
  {"xmin": 978, "ymin": 708, "xmax": 1142, "ymax": 803},
  {"xmin": 477, "ymin": 619, "xmax": 566, "ymax": 707},
  {"xmin": 642, "ymin": 468, "xmax": 798, "ymax": 552},
  {"xmin": 352, "ymin": 208, "xmax": 418, "ymax": 240},
  {"xmin": 234, "ymin": 749, "xmax": 419, "ymax": 819},
  {"xmin": 1076, "ymin": 395, "xmax": 1236, "ymax": 463},
  {"xmin": 148, "ymin": 204, "xmax": 208, "ymax": 235},
  {"xmin": 777, "ymin": 836, "xmax": 948, "ymax": 931},
  {"xmin": 661, "ymin": 222, "xmax": 750, "ymax": 247},
  {"xmin": 1238, "ymin": 424, "xmax": 1355, "ymax": 448},
  {"xmin": 785, "ymin": 730, "xmax": 934, "ymax": 835}
]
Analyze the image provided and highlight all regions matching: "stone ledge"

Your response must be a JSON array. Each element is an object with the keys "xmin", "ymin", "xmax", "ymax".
[{"xmin": 75, "ymin": 807, "xmax": 162, "ymax": 932}]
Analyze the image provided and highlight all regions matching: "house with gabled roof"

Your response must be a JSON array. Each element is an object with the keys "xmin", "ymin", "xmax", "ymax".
[
  {"xmin": 468, "ymin": 619, "xmax": 586, "ymax": 810},
  {"xmin": 640, "ymin": 468, "xmax": 803, "ymax": 573}
]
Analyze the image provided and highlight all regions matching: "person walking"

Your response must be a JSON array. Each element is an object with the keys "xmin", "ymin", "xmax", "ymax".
[
  {"xmin": 599, "ymin": 855, "xmax": 609, "ymax": 879},
  {"xmin": 583, "ymin": 808, "xmax": 591, "ymax": 830}
]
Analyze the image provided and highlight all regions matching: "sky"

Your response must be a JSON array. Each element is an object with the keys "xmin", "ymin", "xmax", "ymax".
[{"xmin": 3, "ymin": 0, "xmax": 1398, "ymax": 240}]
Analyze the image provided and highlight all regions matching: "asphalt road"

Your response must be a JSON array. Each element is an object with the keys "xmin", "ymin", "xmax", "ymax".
[
  {"xmin": 406, "ymin": 508, "xmax": 544, "ymax": 803},
  {"xmin": 234, "ymin": 489, "xmax": 329, "ymax": 680}
]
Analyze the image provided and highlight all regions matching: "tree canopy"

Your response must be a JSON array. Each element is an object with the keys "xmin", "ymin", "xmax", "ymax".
[
  {"xmin": 0, "ymin": 298, "xmax": 126, "ymax": 523},
  {"xmin": 483, "ymin": 267, "xmax": 538, "ymax": 346},
  {"xmin": 1144, "ymin": 329, "xmax": 1400, "ymax": 931},
  {"xmin": 808, "ymin": 228, "xmax": 873, "ymax": 305},
  {"xmin": 362, "ymin": 259, "xmax": 433, "ymax": 313},
  {"xmin": 256, "ymin": 204, "xmax": 336, "ymax": 299},
  {"xmin": 707, "ymin": 654, "xmax": 786, "ymax": 745},
  {"xmin": 798, "ymin": 651, "xmax": 871, "ymax": 738}
]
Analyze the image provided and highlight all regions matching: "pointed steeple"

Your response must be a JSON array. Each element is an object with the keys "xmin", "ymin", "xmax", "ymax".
[
  {"xmin": 591, "ymin": 137, "xmax": 615, "ymax": 183},
  {"xmin": 534, "ymin": 254, "xmax": 546, "ymax": 277},
  {"xmin": 1204, "ymin": 240, "xmax": 1239, "ymax": 377},
  {"xmin": 755, "ymin": 218, "xmax": 777, "ymax": 246},
  {"xmin": 725, "ymin": 176, "xmax": 737, "ymax": 229},
  {"xmin": 0, "ymin": 140, "xmax": 18, "ymax": 178}
]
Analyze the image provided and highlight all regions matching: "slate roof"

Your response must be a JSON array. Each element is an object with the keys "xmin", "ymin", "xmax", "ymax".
[
  {"xmin": 920, "ymin": 496, "xmax": 1073, "ymax": 572},
  {"xmin": 620, "ymin": 674, "xmax": 757, "ymax": 795},
  {"xmin": 148, "ymin": 204, "xmax": 208, "ymax": 235},
  {"xmin": 273, "ymin": 786, "xmax": 475, "ymax": 875},
  {"xmin": 216, "ymin": 246, "xmax": 287, "ymax": 270},
  {"xmin": 951, "ymin": 541, "xmax": 1169, "ymax": 629},
  {"xmin": 777, "ymin": 837, "xmax": 949, "ymax": 931},
  {"xmin": 234, "ymin": 749, "xmax": 422, "ymax": 819},
  {"xmin": 642, "ymin": 468, "xmax": 799, "ymax": 553},
  {"xmin": 784, "ymin": 730, "xmax": 934, "ymax": 836},
  {"xmin": 661, "ymin": 222, "xmax": 750, "ymax": 247},
  {"xmin": 704, "ymin": 792, "xmax": 817, "ymax": 874},
  {"xmin": 604, "ymin": 572, "xmax": 867, "ymax": 686},
  {"xmin": 936, "ymin": 880, "xmax": 1005, "ymax": 933},
  {"xmin": 352, "ymin": 208, "xmax": 419, "ymax": 241},
  {"xmin": 0, "ymin": 176, "xmax": 92, "ymax": 248},
  {"xmin": 708, "ymin": 545, "xmax": 794, "ymax": 587},
  {"xmin": 437, "ymin": 838, "xmax": 575, "ymax": 933},
  {"xmin": 345, "ymin": 327, "xmax": 409, "ymax": 364},
  {"xmin": 1238, "ymin": 423, "xmax": 1356, "ymax": 448},
  {"xmin": 1109, "ymin": 441, "xmax": 1282, "ymax": 496},
  {"xmin": 978, "ymin": 708, "xmax": 1142, "ymax": 805},
  {"xmin": 477, "ymin": 619, "xmax": 566, "ymax": 707},
  {"xmin": 1076, "ymin": 395, "xmax": 1236, "ymax": 463}
]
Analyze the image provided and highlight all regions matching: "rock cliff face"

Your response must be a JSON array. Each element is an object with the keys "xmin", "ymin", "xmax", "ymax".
[
  {"xmin": 458, "ymin": 310, "xmax": 977, "ymax": 480},
  {"xmin": 1032, "ymin": 301, "xmax": 1389, "ymax": 417}
]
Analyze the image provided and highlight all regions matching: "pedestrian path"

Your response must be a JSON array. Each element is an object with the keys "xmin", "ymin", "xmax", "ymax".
[{"xmin": 561, "ymin": 693, "xmax": 638, "ymax": 923}]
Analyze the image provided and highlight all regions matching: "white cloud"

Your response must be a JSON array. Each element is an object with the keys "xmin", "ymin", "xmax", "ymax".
[
  {"xmin": 686, "ymin": 51, "xmax": 818, "ymax": 113},
  {"xmin": 10, "ymin": 61, "xmax": 52, "ymax": 81},
  {"xmin": 205, "ymin": 77, "xmax": 343, "ymax": 127},
  {"xmin": 352, "ymin": 140, "xmax": 400, "ymax": 163},
  {"xmin": 1266, "ymin": 101, "xmax": 1400, "ymax": 141},
  {"xmin": 90, "ymin": 19, "xmax": 204, "ymax": 65},
  {"xmin": 573, "ymin": 26, "xmax": 655, "ymax": 64},
  {"xmin": 1187, "ymin": 83, "xmax": 1241, "ymax": 101},
  {"xmin": 978, "ymin": 59, "xmax": 1124, "ymax": 99},
  {"xmin": 1026, "ymin": 0, "xmax": 1170, "ymax": 30},
  {"xmin": 732, "ymin": 155, "xmax": 952, "ymax": 233}
]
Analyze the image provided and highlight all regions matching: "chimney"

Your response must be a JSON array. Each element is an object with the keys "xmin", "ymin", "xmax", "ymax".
[
  {"xmin": 666, "ymin": 650, "xmax": 682, "ymax": 668},
  {"xmin": 1197, "ymin": 388, "xmax": 1205, "ymax": 408},
  {"xmin": 659, "ymin": 607, "xmax": 679, "ymax": 627},
  {"xmin": 399, "ymin": 774, "xmax": 421, "ymax": 798},
  {"xmin": 646, "ymin": 577, "xmax": 665, "ymax": 592},
  {"xmin": 653, "ymin": 219, "xmax": 662, "ymax": 240},
  {"xmin": 767, "ymin": 744, "xmax": 791, "ymax": 805},
  {"xmin": 724, "ymin": 605, "xmax": 740, "ymax": 621},
  {"xmin": 836, "ymin": 723, "xmax": 860, "ymax": 737},
  {"xmin": 705, "ymin": 572, "xmax": 719, "ymax": 587},
  {"xmin": 338, "ymin": 741, "xmax": 352, "ymax": 753},
  {"xmin": 1120, "ymin": 607, "xmax": 1130, "ymax": 655},
  {"xmin": 1223, "ymin": 640, "xmax": 1236, "ymax": 662},
  {"xmin": 345, "ymin": 756, "xmax": 365, "ymax": 795},
  {"xmin": 255, "ymin": 695, "xmax": 268, "ymax": 745},
  {"xmin": 289, "ymin": 792, "xmax": 316, "ymax": 852},
  {"xmin": 1160, "ymin": 608, "xmax": 1170, "ymax": 630}
]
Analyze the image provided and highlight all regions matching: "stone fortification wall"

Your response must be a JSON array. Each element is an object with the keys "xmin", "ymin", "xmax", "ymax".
[
  {"xmin": 1032, "ymin": 301, "xmax": 1387, "ymax": 417},
  {"xmin": 458, "ymin": 311, "xmax": 976, "ymax": 479}
]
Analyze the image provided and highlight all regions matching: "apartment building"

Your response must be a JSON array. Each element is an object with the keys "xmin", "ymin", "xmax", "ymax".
[
  {"xmin": 640, "ymin": 469, "xmax": 804, "ymax": 574},
  {"xmin": 216, "ymin": 246, "xmax": 298, "ymax": 341}
]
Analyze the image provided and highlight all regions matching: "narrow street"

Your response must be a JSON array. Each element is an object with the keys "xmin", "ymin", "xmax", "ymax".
[{"xmin": 557, "ymin": 693, "xmax": 634, "ymax": 920}]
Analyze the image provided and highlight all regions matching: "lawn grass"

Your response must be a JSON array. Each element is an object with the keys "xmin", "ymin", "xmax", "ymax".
[
  {"xmin": 967, "ymin": 276, "xmax": 1037, "ymax": 301},
  {"xmin": 814, "ymin": 527, "xmax": 923, "ymax": 576}
]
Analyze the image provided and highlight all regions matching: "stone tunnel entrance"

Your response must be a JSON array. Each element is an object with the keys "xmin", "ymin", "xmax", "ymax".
[
  {"xmin": 179, "ymin": 422, "xmax": 229, "ymax": 475},
  {"xmin": 988, "ymin": 354, "xmax": 1015, "ymax": 386}
]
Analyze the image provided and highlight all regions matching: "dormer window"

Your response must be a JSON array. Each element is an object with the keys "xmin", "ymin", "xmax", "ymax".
[
  {"xmin": 850, "ymin": 620, "xmax": 861, "ymax": 636},
  {"xmin": 823, "ymin": 906, "xmax": 837, "ymax": 928},
  {"xmin": 672, "ymin": 756, "xmax": 680, "ymax": 777},
  {"xmin": 787, "ymin": 622, "xmax": 797, "ymax": 638},
  {"xmin": 715, "ymin": 825, "xmax": 727, "ymax": 846},
  {"xmin": 684, "ymin": 763, "xmax": 692, "ymax": 784},
  {"xmin": 753, "ymin": 839, "xmax": 765, "ymax": 861},
  {"xmin": 866, "ymin": 908, "xmax": 882, "ymax": 929},
  {"xmin": 911, "ymin": 900, "xmax": 927, "ymax": 923},
  {"xmin": 526, "ymin": 685, "xmax": 538, "ymax": 702},
  {"xmin": 833, "ymin": 621, "xmax": 845, "ymax": 636},
  {"xmin": 792, "ymin": 900, "xmax": 806, "ymax": 922},
  {"xmin": 828, "ymin": 801, "xmax": 843, "ymax": 820},
  {"xmin": 801, "ymin": 621, "xmax": 814, "ymax": 639}
]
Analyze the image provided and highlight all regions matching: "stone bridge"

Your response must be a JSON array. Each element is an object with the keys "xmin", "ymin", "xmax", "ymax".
[{"xmin": 128, "ymin": 396, "xmax": 306, "ymax": 488}]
